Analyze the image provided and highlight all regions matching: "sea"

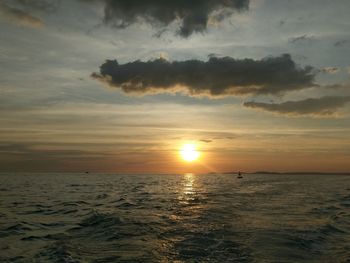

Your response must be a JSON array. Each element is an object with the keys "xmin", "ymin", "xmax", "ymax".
[{"xmin": 0, "ymin": 173, "xmax": 349, "ymax": 262}]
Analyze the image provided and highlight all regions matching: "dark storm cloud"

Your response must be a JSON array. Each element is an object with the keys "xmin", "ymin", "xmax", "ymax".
[
  {"xmin": 244, "ymin": 96, "xmax": 350, "ymax": 117},
  {"xmin": 91, "ymin": 54, "xmax": 316, "ymax": 97},
  {"xmin": 0, "ymin": 2, "xmax": 43, "ymax": 28},
  {"xmin": 88, "ymin": 0, "xmax": 249, "ymax": 37}
]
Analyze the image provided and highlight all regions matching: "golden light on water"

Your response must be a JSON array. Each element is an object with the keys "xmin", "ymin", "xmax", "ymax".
[{"xmin": 180, "ymin": 143, "xmax": 200, "ymax": 162}]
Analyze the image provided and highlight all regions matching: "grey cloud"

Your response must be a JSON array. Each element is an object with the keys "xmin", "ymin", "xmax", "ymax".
[
  {"xmin": 91, "ymin": 54, "xmax": 316, "ymax": 97},
  {"xmin": 0, "ymin": 2, "xmax": 44, "ymax": 28},
  {"xmin": 244, "ymin": 96, "xmax": 350, "ymax": 117},
  {"xmin": 88, "ymin": 0, "xmax": 249, "ymax": 37}
]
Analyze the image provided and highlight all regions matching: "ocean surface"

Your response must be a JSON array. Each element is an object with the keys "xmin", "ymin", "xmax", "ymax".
[{"xmin": 0, "ymin": 173, "xmax": 349, "ymax": 262}]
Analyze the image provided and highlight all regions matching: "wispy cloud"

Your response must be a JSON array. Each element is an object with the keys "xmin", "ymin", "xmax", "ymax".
[
  {"xmin": 320, "ymin": 67, "xmax": 339, "ymax": 74},
  {"xmin": 288, "ymin": 34, "xmax": 314, "ymax": 44},
  {"xmin": 244, "ymin": 96, "xmax": 350, "ymax": 117},
  {"xmin": 334, "ymin": 39, "xmax": 350, "ymax": 47},
  {"xmin": 0, "ymin": 2, "xmax": 43, "ymax": 28}
]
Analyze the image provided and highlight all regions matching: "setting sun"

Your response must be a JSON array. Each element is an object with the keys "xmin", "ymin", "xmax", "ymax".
[{"xmin": 180, "ymin": 144, "xmax": 200, "ymax": 162}]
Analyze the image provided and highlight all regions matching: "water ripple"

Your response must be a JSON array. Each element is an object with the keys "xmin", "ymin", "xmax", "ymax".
[{"xmin": 0, "ymin": 173, "xmax": 349, "ymax": 262}]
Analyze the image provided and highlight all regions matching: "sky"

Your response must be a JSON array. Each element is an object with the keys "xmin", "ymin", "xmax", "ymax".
[{"xmin": 0, "ymin": 0, "xmax": 350, "ymax": 173}]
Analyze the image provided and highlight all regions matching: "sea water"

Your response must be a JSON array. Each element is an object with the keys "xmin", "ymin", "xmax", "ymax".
[{"xmin": 0, "ymin": 173, "xmax": 349, "ymax": 262}]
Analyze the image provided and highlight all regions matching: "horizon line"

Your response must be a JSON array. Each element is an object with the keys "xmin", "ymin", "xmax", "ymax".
[{"xmin": 1, "ymin": 171, "xmax": 350, "ymax": 175}]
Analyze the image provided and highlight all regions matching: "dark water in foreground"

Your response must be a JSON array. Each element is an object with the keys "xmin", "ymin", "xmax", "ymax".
[{"xmin": 0, "ymin": 173, "xmax": 350, "ymax": 262}]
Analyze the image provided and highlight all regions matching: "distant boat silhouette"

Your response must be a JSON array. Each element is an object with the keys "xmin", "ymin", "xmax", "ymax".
[{"xmin": 237, "ymin": 171, "xmax": 243, "ymax": 179}]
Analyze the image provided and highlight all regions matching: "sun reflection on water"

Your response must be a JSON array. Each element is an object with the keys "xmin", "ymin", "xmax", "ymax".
[
  {"xmin": 177, "ymin": 173, "xmax": 198, "ymax": 205},
  {"xmin": 183, "ymin": 173, "xmax": 195, "ymax": 195}
]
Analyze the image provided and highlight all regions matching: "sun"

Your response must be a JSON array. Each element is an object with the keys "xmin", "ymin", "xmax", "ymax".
[{"xmin": 180, "ymin": 143, "xmax": 200, "ymax": 162}]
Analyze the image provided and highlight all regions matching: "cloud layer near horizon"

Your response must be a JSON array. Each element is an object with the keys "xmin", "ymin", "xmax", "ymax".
[
  {"xmin": 88, "ymin": 0, "xmax": 249, "ymax": 37},
  {"xmin": 244, "ymin": 96, "xmax": 350, "ymax": 117},
  {"xmin": 92, "ymin": 54, "xmax": 315, "ymax": 97}
]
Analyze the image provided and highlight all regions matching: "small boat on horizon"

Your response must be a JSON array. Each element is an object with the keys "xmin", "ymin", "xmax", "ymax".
[{"xmin": 237, "ymin": 171, "xmax": 243, "ymax": 179}]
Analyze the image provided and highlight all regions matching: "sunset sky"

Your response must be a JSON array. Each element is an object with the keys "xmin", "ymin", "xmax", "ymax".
[{"xmin": 0, "ymin": 0, "xmax": 349, "ymax": 173}]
